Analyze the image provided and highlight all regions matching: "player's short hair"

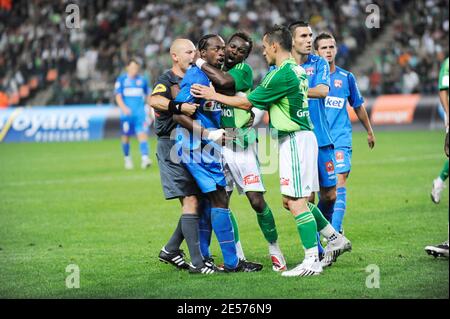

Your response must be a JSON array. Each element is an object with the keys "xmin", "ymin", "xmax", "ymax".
[
  {"xmin": 228, "ymin": 31, "xmax": 253, "ymax": 58},
  {"xmin": 264, "ymin": 25, "xmax": 292, "ymax": 52},
  {"xmin": 288, "ymin": 20, "xmax": 310, "ymax": 36},
  {"xmin": 197, "ymin": 34, "xmax": 220, "ymax": 51},
  {"xmin": 127, "ymin": 57, "xmax": 142, "ymax": 66},
  {"xmin": 313, "ymin": 32, "xmax": 336, "ymax": 50}
]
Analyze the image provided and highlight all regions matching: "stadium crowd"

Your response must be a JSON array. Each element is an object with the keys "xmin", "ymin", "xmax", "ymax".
[{"xmin": 0, "ymin": 0, "xmax": 448, "ymax": 107}]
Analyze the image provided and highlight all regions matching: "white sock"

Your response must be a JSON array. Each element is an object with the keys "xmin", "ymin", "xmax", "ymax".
[
  {"xmin": 320, "ymin": 224, "xmax": 340, "ymax": 242},
  {"xmin": 268, "ymin": 241, "xmax": 281, "ymax": 255},
  {"xmin": 236, "ymin": 241, "xmax": 245, "ymax": 260},
  {"xmin": 125, "ymin": 156, "xmax": 132, "ymax": 161},
  {"xmin": 304, "ymin": 247, "xmax": 319, "ymax": 259}
]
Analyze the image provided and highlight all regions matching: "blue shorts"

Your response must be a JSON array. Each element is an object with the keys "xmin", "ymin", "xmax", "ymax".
[
  {"xmin": 121, "ymin": 114, "xmax": 149, "ymax": 136},
  {"xmin": 181, "ymin": 146, "xmax": 226, "ymax": 194},
  {"xmin": 318, "ymin": 145, "xmax": 337, "ymax": 188},
  {"xmin": 334, "ymin": 147, "xmax": 352, "ymax": 174}
]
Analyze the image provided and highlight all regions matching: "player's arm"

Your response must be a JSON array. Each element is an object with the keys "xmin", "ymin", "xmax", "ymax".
[
  {"xmin": 148, "ymin": 94, "xmax": 197, "ymax": 116},
  {"xmin": 190, "ymin": 83, "xmax": 252, "ymax": 110},
  {"xmin": 308, "ymin": 57, "xmax": 330, "ymax": 98},
  {"xmin": 195, "ymin": 59, "xmax": 236, "ymax": 92},
  {"xmin": 354, "ymin": 105, "xmax": 375, "ymax": 149},
  {"xmin": 173, "ymin": 114, "xmax": 225, "ymax": 142},
  {"xmin": 115, "ymin": 94, "xmax": 131, "ymax": 116}
]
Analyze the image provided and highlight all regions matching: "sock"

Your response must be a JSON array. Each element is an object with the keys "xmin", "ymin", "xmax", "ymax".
[
  {"xmin": 320, "ymin": 224, "xmax": 340, "ymax": 242},
  {"xmin": 139, "ymin": 141, "xmax": 149, "ymax": 157},
  {"xmin": 317, "ymin": 233, "xmax": 324, "ymax": 255},
  {"xmin": 165, "ymin": 217, "xmax": 184, "ymax": 252},
  {"xmin": 180, "ymin": 214, "xmax": 203, "ymax": 268},
  {"xmin": 210, "ymin": 207, "xmax": 238, "ymax": 269},
  {"xmin": 307, "ymin": 202, "xmax": 330, "ymax": 232},
  {"xmin": 198, "ymin": 200, "xmax": 212, "ymax": 259},
  {"xmin": 256, "ymin": 205, "xmax": 278, "ymax": 243},
  {"xmin": 332, "ymin": 187, "xmax": 347, "ymax": 233},
  {"xmin": 229, "ymin": 210, "xmax": 245, "ymax": 260},
  {"xmin": 122, "ymin": 142, "xmax": 130, "ymax": 157},
  {"xmin": 294, "ymin": 211, "xmax": 318, "ymax": 249},
  {"xmin": 318, "ymin": 199, "xmax": 334, "ymax": 223},
  {"xmin": 439, "ymin": 159, "xmax": 449, "ymax": 181}
]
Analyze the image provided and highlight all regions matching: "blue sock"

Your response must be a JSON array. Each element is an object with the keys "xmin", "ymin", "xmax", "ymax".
[
  {"xmin": 318, "ymin": 199, "xmax": 334, "ymax": 223},
  {"xmin": 332, "ymin": 187, "xmax": 347, "ymax": 233},
  {"xmin": 210, "ymin": 207, "xmax": 238, "ymax": 269},
  {"xmin": 122, "ymin": 142, "xmax": 130, "ymax": 157},
  {"xmin": 317, "ymin": 233, "xmax": 324, "ymax": 255},
  {"xmin": 139, "ymin": 141, "xmax": 149, "ymax": 156},
  {"xmin": 198, "ymin": 200, "xmax": 212, "ymax": 259}
]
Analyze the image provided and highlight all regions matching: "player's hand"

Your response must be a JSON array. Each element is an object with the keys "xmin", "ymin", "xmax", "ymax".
[
  {"xmin": 181, "ymin": 103, "xmax": 198, "ymax": 116},
  {"xmin": 368, "ymin": 132, "xmax": 375, "ymax": 149},
  {"xmin": 122, "ymin": 107, "xmax": 132, "ymax": 116},
  {"xmin": 191, "ymin": 83, "xmax": 216, "ymax": 100}
]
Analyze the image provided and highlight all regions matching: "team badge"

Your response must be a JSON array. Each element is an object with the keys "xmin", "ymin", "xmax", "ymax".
[
  {"xmin": 152, "ymin": 84, "xmax": 167, "ymax": 94},
  {"xmin": 136, "ymin": 79, "xmax": 142, "ymax": 86},
  {"xmin": 325, "ymin": 161, "xmax": 335, "ymax": 174},
  {"xmin": 335, "ymin": 151, "xmax": 344, "ymax": 163},
  {"xmin": 305, "ymin": 67, "xmax": 314, "ymax": 76},
  {"xmin": 334, "ymin": 79, "xmax": 343, "ymax": 88}
]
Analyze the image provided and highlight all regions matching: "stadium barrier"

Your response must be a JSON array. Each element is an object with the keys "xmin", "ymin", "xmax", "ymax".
[{"xmin": 0, "ymin": 95, "xmax": 445, "ymax": 143}]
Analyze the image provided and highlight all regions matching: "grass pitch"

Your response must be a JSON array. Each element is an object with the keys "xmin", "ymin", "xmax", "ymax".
[{"xmin": 0, "ymin": 130, "xmax": 448, "ymax": 298}]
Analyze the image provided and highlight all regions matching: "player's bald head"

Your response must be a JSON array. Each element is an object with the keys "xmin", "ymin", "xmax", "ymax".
[{"xmin": 170, "ymin": 39, "xmax": 196, "ymax": 56}]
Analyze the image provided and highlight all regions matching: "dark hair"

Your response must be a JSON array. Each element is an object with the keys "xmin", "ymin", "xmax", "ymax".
[
  {"xmin": 228, "ymin": 31, "xmax": 253, "ymax": 58},
  {"xmin": 313, "ymin": 32, "xmax": 335, "ymax": 50},
  {"xmin": 288, "ymin": 20, "xmax": 310, "ymax": 36},
  {"xmin": 128, "ymin": 57, "xmax": 142, "ymax": 66},
  {"xmin": 263, "ymin": 25, "xmax": 292, "ymax": 52},
  {"xmin": 197, "ymin": 34, "xmax": 219, "ymax": 51}
]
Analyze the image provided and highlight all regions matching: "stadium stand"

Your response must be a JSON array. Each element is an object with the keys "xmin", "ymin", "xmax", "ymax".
[{"xmin": 0, "ymin": 0, "xmax": 448, "ymax": 107}]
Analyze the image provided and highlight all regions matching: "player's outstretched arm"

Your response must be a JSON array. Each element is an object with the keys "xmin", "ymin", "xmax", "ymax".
[
  {"xmin": 190, "ymin": 84, "xmax": 252, "ymax": 110},
  {"xmin": 307, "ymin": 84, "xmax": 330, "ymax": 98},
  {"xmin": 354, "ymin": 104, "xmax": 375, "ymax": 149},
  {"xmin": 148, "ymin": 94, "xmax": 197, "ymax": 116}
]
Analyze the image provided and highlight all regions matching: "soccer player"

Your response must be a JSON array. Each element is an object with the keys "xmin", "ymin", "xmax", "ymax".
[
  {"xmin": 174, "ymin": 34, "xmax": 262, "ymax": 273},
  {"xmin": 314, "ymin": 32, "xmax": 375, "ymax": 234},
  {"xmin": 193, "ymin": 31, "xmax": 287, "ymax": 271},
  {"xmin": 115, "ymin": 58, "xmax": 152, "ymax": 170},
  {"xmin": 148, "ymin": 39, "xmax": 218, "ymax": 274},
  {"xmin": 191, "ymin": 25, "xmax": 352, "ymax": 276},
  {"xmin": 426, "ymin": 56, "xmax": 449, "ymax": 258}
]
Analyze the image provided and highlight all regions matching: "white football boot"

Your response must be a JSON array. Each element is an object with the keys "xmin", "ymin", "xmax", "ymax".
[
  {"xmin": 281, "ymin": 255, "xmax": 323, "ymax": 277},
  {"xmin": 321, "ymin": 234, "xmax": 352, "ymax": 267},
  {"xmin": 124, "ymin": 157, "xmax": 134, "ymax": 170},
  {"xmin": 269, "ymin": 242, "xmax": 287, "ymax": 272},
  {"xmin": 141, "ymin": 156, "xmax": 152, "ymax": 169}
]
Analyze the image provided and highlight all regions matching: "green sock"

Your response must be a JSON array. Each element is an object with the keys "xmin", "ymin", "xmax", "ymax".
[
  {"xmin": 256, "ymin": 205, "xmax": 278, "ymax": 243},
  {"xmin": 439, "ymin": 159, "xmax": 449, "ymax": 181},
  {"xmin": 229, "ymin": 210, "xmax": 240, "ymax": 243},
  {"xmin": 307, "ymin": 202, "xmax": 330, "ymax": 231},
  {"xmin": 294, "ymin": 211, "xmax": 318, "ymax": 249}
]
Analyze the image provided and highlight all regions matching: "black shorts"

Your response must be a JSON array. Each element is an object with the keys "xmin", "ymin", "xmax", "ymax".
[{"xmin": 156, "ymin": 137, "xmax": 201, "ymax": 200}]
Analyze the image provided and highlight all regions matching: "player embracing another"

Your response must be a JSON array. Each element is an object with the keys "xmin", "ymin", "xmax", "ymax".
[
  {"xmin": 314, "ymin": 32, "xmax": 375, "ymax": 237},
  {"xmin": 191, "ymin": 25, "xmax": 352, "ymax": 276}
]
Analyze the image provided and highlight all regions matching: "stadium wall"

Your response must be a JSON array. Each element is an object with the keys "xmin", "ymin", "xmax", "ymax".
[{"xmin": 0, "ymin": 95, "xmax": 446, "ymax": 143}]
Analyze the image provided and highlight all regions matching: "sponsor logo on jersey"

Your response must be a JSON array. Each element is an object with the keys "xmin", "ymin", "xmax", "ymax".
[
  {"xmin": 334, "ymin": 79, "xmax": 343, "ymax": 88},
  {"xmin": 325, "ymin": 96, "xmax": 346, "ymax": 109},
  {"xmin": 325, "ymin": 160, "xmax": 335, "ymax": 175},
  {"xmin": 305, "ymin": 67, "xmax": 314, "ymax": 76},
  {"xmin": 203, "ymin": 100, "xmax": 221, "ymax": 112},
  {"xmin": 296, "ymin": 110, "xmax": 310, "ymax": 118},
  {"xmin": 243, "ymin": 174, "xmax": 260, "ymax": 185},
  {"xmin": 152, "ymin": 84, "xmax": 167, "ymax": 94},
  {"xmin": 123, "ymin": 87, "xmax": 144, "ymax": 97},
  {"xmin": 335, "ymin": 150, "xmax": 345, "ymax": 163},
  {"xmin": 280, "ymin": 177, "xmax": 290, "ymax": 186}
]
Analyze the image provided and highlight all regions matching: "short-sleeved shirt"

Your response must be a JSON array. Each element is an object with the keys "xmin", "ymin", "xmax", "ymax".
[
  {"xmin": 151, "ymin": 70, "xmax": 182, "ymax": 137},
  {"xmin": 325, "ymin": 66, "xmax": 365, "ymax": 148},
  {"xmin": 221, "ymin": 62, "xmax": 256, "ymax": 148},
  {"xmin": 114, "ymin": 74, "xmax": 149, "ymax": 117},
  {"xmin": 300, "ymin": 54, "xmax": 334, "ymax": 147},
  {"xmin": 439, "ymin": 57, "xmax": 449, "ymax": 91},
  {"xmin": 248, "ymin": 58, "xmax": 313, "ymax": 138}
]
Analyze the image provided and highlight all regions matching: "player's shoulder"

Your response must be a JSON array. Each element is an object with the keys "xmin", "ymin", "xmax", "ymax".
[
  {"xmin": 116, "ymin": 73, "xmax": 127, "ymax": 82},
  {"xmin": 158, "ymin": 69, "xmax": 180, "ymax": 84},
  {"xmin": 309, "ymin": 54, "xmax": 327, "ymax": 65},
  {"xmin": 232, "ymin": 62, "xmax": 252, "ymax": 72},
  {"xmin": 335, "ymin": 66, "xmax": 351, "ymax": 77}
]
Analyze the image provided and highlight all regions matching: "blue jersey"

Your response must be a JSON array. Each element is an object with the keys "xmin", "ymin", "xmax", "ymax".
[
  {"xmin": 175, "ymin": 65, "xmax": 221, "ymax": 149},
  {"xmin": 114, "ymin": 74, "xmax": 149, "ymax": 116},
  {"xmin": 300, "ymin": 54, "xmax": 334, "ymax": 147},
  {"xmin": 325, "ymin": 66, "xmax": 364, "ymax": 148}
]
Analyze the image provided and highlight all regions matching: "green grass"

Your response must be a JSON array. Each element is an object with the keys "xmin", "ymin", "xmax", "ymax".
[{"xmin": 0, "ymin": 130, "xmax": 448, "ymax": 299}]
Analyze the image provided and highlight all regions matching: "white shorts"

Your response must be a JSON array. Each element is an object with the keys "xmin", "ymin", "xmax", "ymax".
[
  {"xmin": 222, "ymin": 142, "xmax": 265, "ymax": 195},
  {"xmin": 279, "ymin": 131, "xmax": 319, "ymax": 198}
]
